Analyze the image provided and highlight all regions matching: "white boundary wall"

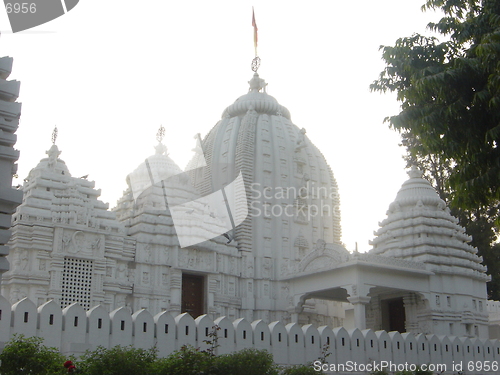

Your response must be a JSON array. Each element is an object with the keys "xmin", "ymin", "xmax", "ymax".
[{"xmin": 1, "ymin": 297, "xmax": 500, "ymax": 373}]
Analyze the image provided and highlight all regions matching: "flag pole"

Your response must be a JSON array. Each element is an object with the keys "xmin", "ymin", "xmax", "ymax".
[
  {"xmin": 251, "ymin": 7, "xmax": 261, "ymax": 72},
  {"xmin": 252, "ymin": 7, "xmax": 258, "ymax": 57}
]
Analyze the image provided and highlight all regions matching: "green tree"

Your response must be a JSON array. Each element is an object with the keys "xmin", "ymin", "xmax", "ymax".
[
  {"xmin": 0, "ymin": 334, "xmax": 66, "ymax": 375},
  {"xmin": 459, "ymin": 206, "xmax": 500, "ymax": 299},
  {"xmin": 371, "ymin": 0, "xmax": 500, "ymax": 210}
]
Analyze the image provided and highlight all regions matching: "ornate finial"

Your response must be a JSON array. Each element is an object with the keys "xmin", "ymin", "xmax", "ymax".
[
  {"xmin": 408, "ymin": 165, "xmax": 424, "ymax": 179},
  {"xmin": 156, "ymin": 125, "xmax": 165, "ymax": 143},
  {"xmin": 251, "ymin": 56, "xmax": 261, "ymax": 72},
  {"xmin": 248, "ymin": 73, "xmax": 267, "ymax": 92},
  {"xmin": 51, "ymin": 126, "xmax": 58, "ymax": 144}
]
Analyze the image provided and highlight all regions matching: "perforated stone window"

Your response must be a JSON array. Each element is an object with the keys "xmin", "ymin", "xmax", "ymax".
[{"xmin": 61, "ymin": 257, "xmax": 93, "ymax": 310}]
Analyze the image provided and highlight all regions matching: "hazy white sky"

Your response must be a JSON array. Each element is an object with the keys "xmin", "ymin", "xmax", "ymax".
[{"xmin": 0, "ymin": 0, "xmax": 442, "ymax": 251}]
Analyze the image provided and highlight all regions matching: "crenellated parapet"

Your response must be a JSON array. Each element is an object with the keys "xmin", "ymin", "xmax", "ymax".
[{"xmin": 0, "ymin": 296, "xmax": 499, "ymax": 370}]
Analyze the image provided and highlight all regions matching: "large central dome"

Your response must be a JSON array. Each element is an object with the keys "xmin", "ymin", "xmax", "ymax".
[{"xmin": 195, "ymin": 73, "xmax": 342, "ymax": 269}]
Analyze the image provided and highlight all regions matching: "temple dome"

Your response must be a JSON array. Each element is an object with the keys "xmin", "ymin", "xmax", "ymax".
[
  {"xmin": 195, "ymin": 72, "xmax": 342, "ymax": 260},
  {"xmin": 30, "ymin": 144, "xmax": 70, "ymax": 177},
  {"xmin": 114, "ymin": 140, "xmax": 236, "ymax": 250},
  {"xmin": 369, "ymin": 167, "xmax": 489, "ymax": 281}
]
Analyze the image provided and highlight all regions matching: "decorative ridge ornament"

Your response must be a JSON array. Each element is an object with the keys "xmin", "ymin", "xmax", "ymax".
[
  {"xmin": 51, "ymin": 126, "xmax": 58, "ymax": 145},
  {"xmin": 408, "ymin": 165, "xmax": 424, "ymax": 179},
  {"xmin": 248, "ymin": 73, "xmax": 267, "ymax": 93}
]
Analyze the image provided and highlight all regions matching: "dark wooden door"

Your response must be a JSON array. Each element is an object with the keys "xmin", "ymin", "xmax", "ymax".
[
  {"xmin": 388, "ymin": 298, "xmax": 406, "ymax": 333},
  {"xmin": 181, "ymin": 274, "xmax": 204, "ymax": 318}
]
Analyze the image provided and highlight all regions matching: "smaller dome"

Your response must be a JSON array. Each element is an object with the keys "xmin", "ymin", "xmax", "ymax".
[
  {"xmin": 369, "ymin": 167, "xmax": 489, "ymax": 281},
  {"xmin": 126, "ymin": 142, "xmax": 182, "ymax": 202},
  {"xmin": 392, "ymin": 166, "xmax": 444, "ymax": 208},
  {"xmin": 30, "ymin": 144, "xmax": 71, "ymax": 177}
]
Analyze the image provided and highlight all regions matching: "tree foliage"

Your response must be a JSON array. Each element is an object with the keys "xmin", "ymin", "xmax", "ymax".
[{"xmin": 371, "ymin": 0, "xmax": 500, "ymax": 209}]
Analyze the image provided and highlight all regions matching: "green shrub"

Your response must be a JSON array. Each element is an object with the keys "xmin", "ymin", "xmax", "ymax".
[
  {"xmin": 153, "ymin": 345, "xmax": 280, "ymax": 375},
  {"xmin": 213, "ymin": 348, "xmax": 279, "ymax": 375},
  {"xmin": 0, "ymin": 334, "xmax": 332, "ymax": 375},
  {"xmin": 78, "ymin": 345, "xmax": 157, "ymax": 375},
  {"xmin": 0, "ymin": 334, "xmax": 66, "ymax": 375},
  {"xmin": 153, "ymin": 345, "xmax": 214, "ymax": 375}
]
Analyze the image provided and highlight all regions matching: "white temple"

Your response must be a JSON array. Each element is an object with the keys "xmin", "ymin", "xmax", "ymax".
[{"xmin": 0, "ymin": 67, "xmax": 494, "ymax": 340}]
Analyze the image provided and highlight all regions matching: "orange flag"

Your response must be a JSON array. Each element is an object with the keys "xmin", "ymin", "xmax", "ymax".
[{"xmin": 252, "ymin": 7, "xmax": 258, "ymax": 56}]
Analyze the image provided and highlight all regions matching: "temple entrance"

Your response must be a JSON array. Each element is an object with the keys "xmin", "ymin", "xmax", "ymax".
[
  {"xmin": 382, "ymin": 297, "xmax": 406, "ymax": 333},
  {"xmin": 181, "ymin": 274, "xmax": 204, "ymax": 318}
]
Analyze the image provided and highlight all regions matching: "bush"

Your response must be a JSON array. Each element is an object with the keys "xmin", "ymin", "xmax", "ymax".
[
  {"xmin": 0, "ymin": 334, "xmax": 66, "ymax": 375},
  {"xmin": 153, "ymin": 346, "xmax": 279, "ymax": 375},
  {"xmin": 153, "ymin": 345, "xmax": 214, "ymax": 375},
  {"xmin": 78, "ymin": 345, "xmax": 157, "ymax": 375},
  {"xmin": 0, "ymin": 334, "xmax": 326, "ymax": 375},
  {"xmin": 213, "ymin": 348, "xmax": 279, "ymax": 375}
]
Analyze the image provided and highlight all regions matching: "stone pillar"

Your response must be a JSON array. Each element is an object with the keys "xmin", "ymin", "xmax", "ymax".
[
  {"xmin": 365, "ymin": 295, "xmax": 380, "ymax": 330},
  {"xmin": 347, "ymin": 296, "xmax": 371, "ymax": 330},
  {"xmin": 207, "ymin": 275, "xmax": 217, "ymax": 318},
  {"xmin": 169, "ymin": 269, "xmax": 182, "ymax": 315},
  {"xmin": 403, "ymin": 293, "xmax": 419, "ymax": 332}
]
